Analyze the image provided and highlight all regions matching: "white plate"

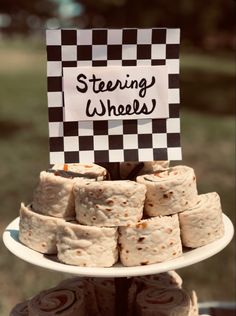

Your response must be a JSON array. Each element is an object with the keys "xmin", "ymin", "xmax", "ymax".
[{"xmin": 2, "ymin": 214, "xmax": 234, "ymax": 278}]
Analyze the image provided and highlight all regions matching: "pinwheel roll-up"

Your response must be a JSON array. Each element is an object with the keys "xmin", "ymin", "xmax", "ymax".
[
  {"xmin": 58, "ymin": 277, "xmax": 84, "ymax": 290},
  {"xmin": 119, "ymin": 214, "xmax": 182, "ymax": 267},
  {"xmin": 74, "ymin": 180, "xmax": 146, "ymax": 227},
  {"xmin": 32, "ymin": 171, "xmax": 75, "ymax": 220},
  {"xmin": 136, "ymin": 165, "xmax": 198, "ymax": 216},
  {"xmin": 58, "ymin": 277, "xmax": 101, "ymax": 316},
  {"xmin": 85, "ymin": 278, "xmax": 115, "ymax": 316},
  {"xmin": 179, "ymin": 192, "xmax": 224, "ymax": 248},
  {"xmin": 19, "ymin": 203, "xmax": 65, "ymax": 254},
  {"xmin": 28, "ymin": 286, "xmax": 86, "ymax": 316},
  {"xmin": 57, "ymin": 222, "xmax": 118, "ymax": 267},
  {"xmin": 135, "ymin": 287, "xmax": 195, "ymax": 316},
  {"xmin": 52, "ymin": 163, "xmax": 108, "ymax": 181},
  {"xmin": 134, "ymin": 271, "xmax": 183, "ymax": 291},
  {"xmin": 128, "ymin": 272, "xmax": 183, "ymax": 316},
  {"xmin": 119, "ymin": 161, "xmax": 169, "ymax": 180},
  {"xmin": 10, "ymin": 300, "xmax": 29, "ymax": 316},
  {"xmin": 83, "ymin": 279, "xmax": 101, "ymax": 316}
]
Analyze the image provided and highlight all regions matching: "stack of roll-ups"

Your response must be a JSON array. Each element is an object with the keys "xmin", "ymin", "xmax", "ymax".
[
  {"xmin": 10, "ymin": 271, "xmax": 207, "ymax": 316},
  {"xmin": 18, "ymin": 162, "xmax": 225, "ymax": 267}
]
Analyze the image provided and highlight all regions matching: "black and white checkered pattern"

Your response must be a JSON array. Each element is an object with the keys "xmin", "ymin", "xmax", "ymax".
[{"xmin": 46, "ymin": 28, "xmax": 181, "ymax": 164}]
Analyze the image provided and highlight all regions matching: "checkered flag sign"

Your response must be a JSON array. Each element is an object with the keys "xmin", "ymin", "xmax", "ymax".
[{"xmin": 46, "ymin": 28, "xmax": 181, "ymax": 164}]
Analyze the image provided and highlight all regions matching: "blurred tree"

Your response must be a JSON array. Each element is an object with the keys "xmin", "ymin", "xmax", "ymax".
[
  {"xmin": 0, "ymin": 0, "xmax": 235, "ymax": 49},
  {"xmin": 0, "ymin": 0, "xmax": 58, "ymax": 34},
  {"xmin": 75, "ymin": 0, "xmax": 235, "ymax": 48}
]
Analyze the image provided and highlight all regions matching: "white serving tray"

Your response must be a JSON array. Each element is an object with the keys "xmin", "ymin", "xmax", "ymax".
[{"xmin": 3, "ymin": 214, "xmax": 234, "ymax": 278}]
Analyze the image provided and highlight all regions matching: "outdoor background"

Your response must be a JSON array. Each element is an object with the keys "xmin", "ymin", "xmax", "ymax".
[{"xmin": 0, "ymin": 0, "xmax": 235, "ymax": 315}]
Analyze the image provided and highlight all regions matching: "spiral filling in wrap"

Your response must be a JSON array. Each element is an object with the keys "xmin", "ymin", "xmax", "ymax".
[
  {"xmin": 51, "ymin": 163, "xmax": 108, "ymax": 181},
  {"xmin": 10, "ymin": 300, "xmax": 29, "ymax": 316},
  {"xmin": 10, "ymin": 273, "xmax": 200, "ymax": 316},
  {"xmin": 135, "ymin": 287, "xmax": 197, "ymax": 316},
  {"xmin": 28, "ymin": 286, "xmax": 86, "ymax": 316}
]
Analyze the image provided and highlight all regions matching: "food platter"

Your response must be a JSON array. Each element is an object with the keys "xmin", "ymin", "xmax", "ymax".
[{"xmin": 3, "ymin": 214, "xmax": 234, "ymax": 278}]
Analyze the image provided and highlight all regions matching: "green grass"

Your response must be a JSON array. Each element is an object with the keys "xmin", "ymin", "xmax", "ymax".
[
  {"xmin": 181, "ymin": 51, "xmax": 235, "ymax": 76},
  {"xmin": 0, "ymin": 38, "xmax": 235, "ymax": 315}
]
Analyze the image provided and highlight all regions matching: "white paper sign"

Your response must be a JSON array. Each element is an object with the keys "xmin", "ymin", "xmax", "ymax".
[{"xmin": 63, "ymin": 66, "xmax": 169, "ymax": 122}]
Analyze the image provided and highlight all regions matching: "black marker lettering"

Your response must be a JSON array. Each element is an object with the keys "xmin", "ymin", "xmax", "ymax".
[
  {"xmin": 89, "ymin": 74, "xmax": 102, "ymax": 93},
  {"xmin": 118, "ymin": 104, "xmax": 125, "ymax": 115},
  {"xmin": 107, "ymin": 80, "xmax": 113, "ymax": 90},
  {"xmin": 76, "ymin": 74, "xmax": 88, "ymax": 93},
  {"xmin": 126, "ymin": 104, "xmax": 132, "ymax": 115},
  {"xmin": 139, "ymin": 76, "xmax": 156, "ymax": 98},
  {"xmin": 86, "ymin": 99, "xmax": 157, "ymax": 118},
  {"xmin": 86, "ymin": 99, "xmax": 106, "ymax": 117},
  {"xmin": 107, "ymin": 100, "xmax": 116, "ymax": 116},
  {"xmin": 130, "ymin": 80, "xmax": 138, "ymax": 89},
  {"xmin": 76, "ymin": 73, "xmax": 156, "ymax": 96},
  {"xmin": 98, "ymin": 81, "xmax": 105, "ymax": 91}
]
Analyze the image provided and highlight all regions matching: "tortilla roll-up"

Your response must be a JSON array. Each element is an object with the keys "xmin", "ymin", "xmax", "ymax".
[
  {"xmin": 119, "ymin": 214, "xmax": 182, "ymax": 267},
  {"xmin": 120, "ymin": 161, "xmax": 169, "ymax": 180},
  {"xmin": 134, "ymin": 271, "xmax": 183, "ymax": 291},
  {"xmin": 135, "ymin": 287, "xmax": 197, "ymax": 316},
  {"xmin": 190, "ymin": 290, "xmax": 199, "ymax": 316},
  {"xmin": 28, "ymin": 286, "xmax": 86, "ymax": 316},
  {"xmin": 59, "ymin": 277, "xmax": 101, "ymax": 316},
  {"xmin": 136, "ymin": 165, "xmax": 198, "ymax": 216},
  {"xmin": 32, "ymin": 171, "xmax": 75, "ymax": 220},
  {"xmin": 19, "ymin": 203, "xmax": 65, "ymax": 254},
  {"xmin": 74, "ymin": 180, "xmax": 146, "ymax": 227},
  {"xmin": 179, "ymin": 192, "xmax": 224, "ymax": 248},
  {"xmin": 56, "ymin": 221, "xmax": 118, "ymax": 267},
  {"xmin": 58, "ymin": 277, "xmax": 84, "ymax": 290},
  {"xmin": 52, "ymin": 163, "xmax": 108, "ymax": 180},
  {"xmin": 85, "ymin": 278, "xmax": 115, "ymax": 316},
  {"xmin": 83, "ymin": 279, "xmax": 101, "ymax": 316},
  {"xmin": 128, "ymin": 272, "xmax": 183, "ymax": 316},
  {"xmin": 10, "ymin": 300, "xmax": 29, "ymax": 316}
]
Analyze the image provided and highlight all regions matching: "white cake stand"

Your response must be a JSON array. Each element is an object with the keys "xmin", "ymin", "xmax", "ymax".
[{"xmin": 2, "ymin": 213, "xmax": 234, "ymax": 278}]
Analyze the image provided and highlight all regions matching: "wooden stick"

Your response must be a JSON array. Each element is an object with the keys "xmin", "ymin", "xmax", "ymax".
[{"xmin": 99, "ymin": 162, "xmax": 121, "ymax": 180}]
